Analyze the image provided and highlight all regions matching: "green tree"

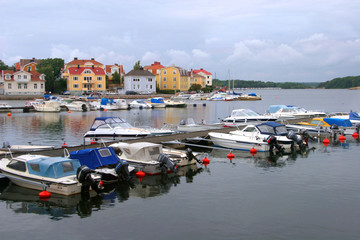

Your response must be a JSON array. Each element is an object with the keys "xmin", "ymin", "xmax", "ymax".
[
  {"xmin": 0, "ymin": 60, "xmax": 9, "ymax": 70},
  {"xmin": 112, "ymin": 71, "xmax": 120, "ymax": 83},
  {"xmin": 188, "ymin": 84, "xmax": 202, "ymax": 92},
  {"xmin": 36, "ymin": 58, "xmax": 64, "ymax": 93},
  {"xmin": 133, "ymin": 60, "xmax": 142, "ymax": 70}
]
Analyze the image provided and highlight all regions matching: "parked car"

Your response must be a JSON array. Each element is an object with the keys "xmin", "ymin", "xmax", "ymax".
[{"xmin": 125, "ymin": 91, "xmax": 138, "ymax": 95}]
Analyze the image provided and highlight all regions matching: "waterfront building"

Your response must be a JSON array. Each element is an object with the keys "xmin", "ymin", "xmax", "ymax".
[
  {"xmin": 62, "ymin": 57, "xmax": 106, "ymax": 94},
  {"xmin": 190, "ymin": 73, "xmax": 206, "ymax": 88},
  {"xmin": 0, "ymin": 69, "xmax": 46, "ymax": 95},
  {"xmin": 105, "ymin": 64, "xmax": 125, "ymax": 81},
  {"xmin": 15, "ymin": 58, "xmax": 41, "ymax": 72},
  {"xmin": 158, "ymin": 66, "xmax": 190, "ymax": 92},
  {"xmin": 124, "ymin": 69, "xmax": 156, "ymax": 94},
  {"xmin": 191, "ymin": 68, "xmax": 212, "ymax": 86}
]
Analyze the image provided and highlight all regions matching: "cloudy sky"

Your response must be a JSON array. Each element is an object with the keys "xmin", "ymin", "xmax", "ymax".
[{"xmin": 1, "ymin": 0, "xmax": 359, "ymax": 82}]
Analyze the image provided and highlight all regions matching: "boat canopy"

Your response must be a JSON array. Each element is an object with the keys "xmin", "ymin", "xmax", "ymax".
[
  {"xmin": 113, "ymin": 142, "xmax": 163, "ymax": 162},
  {"xmin": 256, "ymin": 122, "xmax": 288, "ymax": 135},
  {"xmin": 101, "ymin": 98, "xmax": 114, "ymax": 105},
  {"xmin": 150, "ymin": 97, "xmax": 164, "ymax": 103},
  {"xmin": 323, "ymin": 118, "xmax": 353, "ymax": 127},
  {"xmin": 349, "ymin": 110, "xmax": 360, "ymax": 120},
  {"xmin": 70, "ymin": 147, "xmax": 120, "ymax": 169},
  {"xmin": 89, "ymin": 117, "xmax": 127, "ymax": 131},
  {"xmin": 230, "ymin": 109, "xmax": 260, "ymax": 117},
  {"xmin": 267, "ymin": 105, "xmax": 297, "ymax": 113},
  {"xmin": 248, "ymin": 93, "xmax": 257, "ymax": 96},
  {"xmin": 26, "ymin": 156, "xmax": 81, "ymax": 179}
]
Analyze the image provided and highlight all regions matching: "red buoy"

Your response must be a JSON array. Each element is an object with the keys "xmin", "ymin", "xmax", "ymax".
[
  {"xmin": 90, "ymin": 139, "xmax": 97, "ymax": 144},
  {"xmin": 202, "ymin": 157, "xmax": 210, "ymax": 165},
  {"xmin": 323, "ymin": 138, "xmax": 330, "ymax": 147},
  {"xmin": 7, "ymin": 112, "xmax": 11, "ymax": 117},
  {"xmin": 250, "ymin": 147, "xmax": 257, "ymax": 155},
  {"xmin": 352, "ymin": 132, "xmax": 359, "ymax": 139},
  {"xmin": 339, "ymin": 135, "xmax": 346, "ymax": 143},
  {"xmin": 227, "ymin": 152, "xmax": 235, "ymax": 160},
  {"xmin": 39, "ymin": 190, "xmax": 51, "ymax": 200},
  {"xmin": 99, "ymin": 181, "xmax": 104, "ymax": 186},
  {"xmin": 61, "ymin": 142, "xmax": 68, "ymax": 148},
  {"xmin": 136, "ymin": 171, "xmax": 145, "ymax": 178},
  {"xmin": 68, "ymin": 110, "xmax": 71, "ymax": 113}
]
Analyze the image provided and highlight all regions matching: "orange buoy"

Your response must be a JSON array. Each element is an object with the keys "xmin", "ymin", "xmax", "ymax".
[
  {"xmin": 323, "ymin": 138, "xmax": 330, "ymax": 147},
  {"xmin": 7, "ymin": 112, "xmax": 11, "ymax": 117},
  {"xmin": 250, "ymin": 147, "xmax": 257, "ymax": 155},
  {"xmin": 339, "ymin": 135, "xmax": 346, "ymax": 143},
  {"xmin": 227, "ymin": 152, "xmax": 235, "ymax": 160},
  {"xmin": 352, "ymin": 132, "xmax": 359, "ymax": 139},
  {"xmin": 202, "ymin": 157, "xmax": 210, "ymax": 165},
  {"xmin": 68, "ymin": 110, "xmax": 71, "ymax": 113},
  {"xmin": 39, "ymin": 190, "xmax": 51, "ymax": 200},
  {"xmin": 61, "ymin": 142, "xmax": 68, "ymax": 148},
  {"xmin": 104, "ymin": 109, "xmax": 107, "ymax": 112},
  {"xmin": 136, "ymin": 170, "xmax": 145, "ymax": 178}
]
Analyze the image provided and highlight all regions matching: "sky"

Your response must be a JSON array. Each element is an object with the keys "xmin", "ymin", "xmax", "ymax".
[{"xmin": 1, "ymin": 0, "xmax": 360, "ymax": 82}]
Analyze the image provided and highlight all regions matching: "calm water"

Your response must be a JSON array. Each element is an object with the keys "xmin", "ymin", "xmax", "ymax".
[{"xmin": 0, "ymin": 89, "xmax": 359, "ymax": 240}]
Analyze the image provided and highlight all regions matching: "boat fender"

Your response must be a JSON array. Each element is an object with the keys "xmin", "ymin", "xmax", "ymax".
[
  {"xmin": 115, "ymin": 159, "xmax": 131, "ymax": 182},
  {"xmin": 158, "ymin": 153, "xmax": 178, "ymax": 173}
]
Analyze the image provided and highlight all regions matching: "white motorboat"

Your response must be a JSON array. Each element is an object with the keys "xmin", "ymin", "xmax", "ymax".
[
  {"xmin": 24, "ymin": 99, "xmax": 43, "ymax": 108},
  {"xmin": 33, "ymin": 101, "xmax": 61, "ymax": 112},
  {"xmin": 208, "ymin": 122, "xmax": 295, "ymax": 152},
  {"xmin": 222, "ymin": 109, "xmax": 278, "ymax": 127},
  {"xmin": 0, "ymin": 152, "xmax": 102, "ymax": 195},
  {"xmin": 177, "ymin": 118, "xmax": 223, "ymax": 132},
  {"xmin": 1, "ymin": 142, "xmax": 55, "ymax": 152},
  {"xmin": 97, "ymin": 98, "xmax": 129, "ymax": 111},
  {"xmin": 164, "ymin": 99, "xmax": 187, "ymax": 107},
  {"xmin": 149, "ymin": 97, "xmax": 166, "ymax": 108},
  {"xmin": 265, "ymin": 105, "xmax": 326, "ymax": 120},
  {"xmin": 65, "ymin": 101, "xmax": 90, "ymax": 112},
  {"xmin": 0, "ymin": 102, "xmax": 12, "ymax": 111},
  {"xmin": 329, "ymin": 110, "xmax": 360, "ymax": 125},
  {"xmin": 129, "ymin": 99, "xmax": 152, "ymax": 109},
  {"xmin": 83, "ymin": 117, "xmax": 150, "ymax": 139},
  {"xmin": 109, "ymin": 142, "xmax": 201, "ymax": 175}
]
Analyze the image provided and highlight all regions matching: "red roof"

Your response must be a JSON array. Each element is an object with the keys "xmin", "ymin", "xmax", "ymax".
[
  {"xmin": 105, "ymin": 64, "xmax": 125, "ymax": 74},
  {"xmin": 2, "ymin": 70, "xmax": 45, "ymax": 81},
  {"xmin": 192, "ymin": 68, "xmax": 212, "ymax": 75},
  {"xmin": 68, "ymin": 67, "xmax": 105, "ymax": 75}
]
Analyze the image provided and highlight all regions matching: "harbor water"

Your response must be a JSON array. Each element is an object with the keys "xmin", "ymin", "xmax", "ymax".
[{"xmin": 0, "ymin": 89, "xmax": 359, "ymax": 240}]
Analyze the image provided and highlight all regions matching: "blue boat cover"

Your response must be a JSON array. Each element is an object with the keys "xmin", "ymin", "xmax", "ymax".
[
  {"xmin": 256, "ymin": 122, "xmax": 287, "ymax": 135},
  {"xmin": 101, "ymin": 98, "xmax": 114, "ymax": 105},
  {"xmin": 248, "ymin": 93, "xmax": 257, "ymax": 96},
  {"xmin": 70, "ymin": 147, "xmax": 120, "ymax": 170},
  {"xmin": 150, "ymin": 97, "xmax": 164, "ymax": 103},
  {"xmin": 323, "ymin": 118, "xmax": 353, "ymax": 127},
  {"xmin": 27, "ymin": 156, "xmax": 81, "ymax": 179},
  {"xmin": 349, "ymin": 110, "xmax": 360, "ymax": 120}
]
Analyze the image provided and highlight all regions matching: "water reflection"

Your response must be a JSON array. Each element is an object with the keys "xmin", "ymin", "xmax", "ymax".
[{"xmin": 0, "ymin": 165, "xmax": 204, "ymax": 219}]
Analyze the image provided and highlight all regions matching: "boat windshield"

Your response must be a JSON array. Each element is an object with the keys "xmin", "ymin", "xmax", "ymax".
[
  {"xmin": 90, "ymin": 117, "xmax": 128, "ymax": 130},
  {"xmin": 231, "ymin": 109, "xmax": 260, "ymax": 117}
]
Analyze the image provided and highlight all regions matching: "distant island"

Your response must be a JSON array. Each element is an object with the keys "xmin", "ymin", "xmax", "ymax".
[{"xmin": 213, "ymin": 75, "xmax": 360, "ymax": 89}]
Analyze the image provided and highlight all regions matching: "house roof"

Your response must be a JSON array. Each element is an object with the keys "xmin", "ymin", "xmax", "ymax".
[
  {"xmin": 67, "ymin": 59, "xmax": 103, "ymax": 66},
  {"xmin": 146, "ymin": 61, "xmax": 164, "ymax": 70},
  {"xmin": 68, "ymin": 67, "xmax": 105, "ymax": 75},
  {"xmin": 19, "ymin": 58, "xmax": 41, "ymax": 67},
  {"xmin": 105, "ymin": 64, "xmax": 125, "ymax": 74},
  {"xmin": 125, "ymin": 69, "xmax": 155, "ymax": 77},
  {"xmin": 192, "ymin": 68, "xmax": 212, "ymax": 75},
  {"xmin": 2, "ymin": 70, "xmax": 45, "ymax": 81},
  {"xmin": 193, "ymin": 73, "xmax": 205, "ymax": 78}
]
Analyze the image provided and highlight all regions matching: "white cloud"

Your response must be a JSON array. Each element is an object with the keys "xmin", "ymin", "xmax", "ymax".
[
  {"xmin": 192, "ymin": 49, "xmax": 210, "ymax": 59},
  {"xmin": 166, "ymin": 49, "xmax": 192, "ymax": 67},
  {"xmin": 141, "ymin": 52, "xmax": 160, "ymax": 65}
]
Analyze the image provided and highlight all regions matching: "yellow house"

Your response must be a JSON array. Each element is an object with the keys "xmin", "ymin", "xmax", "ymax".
[
  {"xmin": 158, "ymin": 66, "xmax": 190, "ymax": 92},
  {"xmin": 190, "ymin": 73, "xmax": 206, "ymax": 88},
  {"xmin": 62, "ymin": 57, "xmax": 106, "ymax": 93}
]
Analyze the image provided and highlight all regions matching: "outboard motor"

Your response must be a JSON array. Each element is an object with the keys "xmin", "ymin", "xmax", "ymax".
[
  {"xmin": 158, "ymin": 153, "xmax": 178, "ymax": 173},
  {"xmin": 186, "ymin": 148, "xmax": 202, "ymax": 164},
  {"xmin": 76, "ymin": 165, "xmax": 103, "ymax": 194},
  {"xmin": 266, "ymin": 135, "xmax": 284, "ymax": 153},
  {"xmin": 330, "ymin": 124, "xmax": 340, "ymax": 139},
  {"xmin": 287, "ymin": 130, "xmax": 306, "ymax": 149},
  {"xmin": 115, "ymin": 159, "xmax": 131, "ymax": 182}
]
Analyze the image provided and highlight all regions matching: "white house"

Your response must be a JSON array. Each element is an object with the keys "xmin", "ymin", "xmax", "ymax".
[
  {"xmin": 0, "ymin": 70, "xmax": 46, "ymax": 95},
  {"xmin": 124, "ymin": 69, "xmax": 156, "ymax": 94}
]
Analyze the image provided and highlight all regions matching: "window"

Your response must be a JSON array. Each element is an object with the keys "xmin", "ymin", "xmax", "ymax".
[
  {"xmin": 163, "ymin": 70, "xmax": 167, "ymax": 74},
  {"xmin": 7, "ymin": 159, "xmax": 26, "ymax": 172},
  {"xmin": 150, "ymin": 85, "xmax": 152, "ymax": 89},
  {"xmin": 5, "ymin": 74, "xmax": 11, "ymax": 80},
  {"xmin": 173, "ymin": 70, "xmax": 176, "ymax": 74},
  {"xmin": 34, "ymin": 83, "xmax": 37, "ymax": 89},
  {"xmin": 163, "ymin": 84, "xmax": 166, "ymax": 88},
  {"xmin": 173, "ymin": 77, "xmax": 176, "ymax": 82},
  {"xmin": 62, "ymin": 162, "xmax": 75, "ymax": 173},
  {"xmin": 8, "ymin": 83, "xmax": 12, "ymax": 89},
  {"xmin": 41, "ymin": 83, "xmax": 44, "ymax": 89},
  {"xmin": 84, "ymin": 77, "xmax": 92, "ymax": 81},
  {"xmin": 17, "ymin": 75, "xmax": 21, "ymax": 79},
  {"xmin": 24, "ymin": 83, "xmax": 27, "ymax": 89},
  {"xmin": 97, "ymin": 77, "xmax": 102, "ymax": 81},
  {"xmin": 73, "ymin": 76, "xmax": 78, "ymax": 81},
  {"xmin": 133, "ymin": 78, "xmax": 140, "ymax": 82},
  {"xmin": 73, "ymin": 84, "xmax": 79, "ymax": 88},
  {"xmin": 173, "ymin": 84, "xmax": 176, "ymax": 89},
  {"xmin": 24, "ymin": 75, "xmax": 27, "ymax": 79},
  {"xmin": 148, "ymin": 78, "xmax": 152, "ymax": 82},
  {"xmin": 163, "ymin": 77, "xmax": 167, "ymax": 81},
  {"xmin": 18, "ymin": 84, "xmax": 21, "ymax": 89},
  {"xmin": 27, "ymin": 66, "xmax": 31, "ymax": 72},
  {"xmin": 133, "ymin": 84, "xmax": 136, "ymax": 89},
  {"xmin": 30, "ymin": 163, "xmax": 40, "ymax": 172},
  {"xmin": 84, "ymin": 70, "xmax": 92, "ymax": 74},
  {"xmin": 97, "ymin": 84, "xmax": 102, "ymax": 88}
]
